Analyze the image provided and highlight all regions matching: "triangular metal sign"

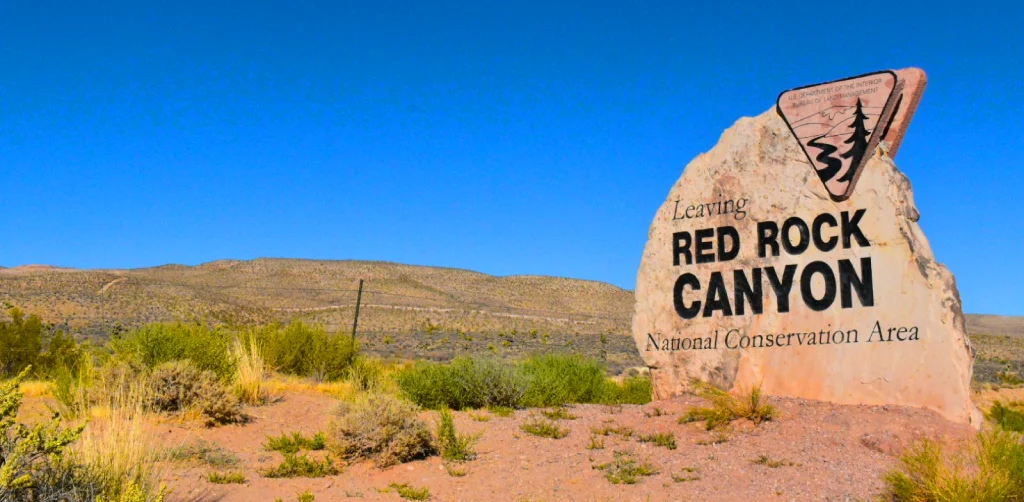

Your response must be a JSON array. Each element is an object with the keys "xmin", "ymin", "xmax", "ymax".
[{"xmin": 777, "ymin": 70, "xmax": 906, "ymax": 201}]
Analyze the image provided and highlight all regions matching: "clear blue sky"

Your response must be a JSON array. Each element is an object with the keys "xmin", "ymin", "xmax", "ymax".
[{"xmin": 1, "ymin": 1, "xmax": 1021, "ymax": 315}]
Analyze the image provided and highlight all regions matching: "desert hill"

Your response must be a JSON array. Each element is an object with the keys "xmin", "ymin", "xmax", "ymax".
[
  {"xmin": 0, "ymin": 258, "xmax": 1019, "ymax": 350},
  {"xmin": 0, "ymin": 258, "xmax": 634, "ymax": 338}
]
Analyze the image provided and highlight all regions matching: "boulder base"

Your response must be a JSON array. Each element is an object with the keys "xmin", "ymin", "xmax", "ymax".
[{"xmin": 632, "ymin": 108, "xmax": 979, "ymax": 426}]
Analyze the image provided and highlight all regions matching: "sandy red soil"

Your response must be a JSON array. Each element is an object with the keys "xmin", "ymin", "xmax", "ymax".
[{"xmin": 147, "ymin": 392, "xmax": 974, "ymax": 502}]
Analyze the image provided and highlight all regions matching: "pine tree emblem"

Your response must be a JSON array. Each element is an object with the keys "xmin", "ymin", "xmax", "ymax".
[
  {"xmin": 838, "ymin": 98, "xmax": 871, "ymax": 182},
  {"xmin": 776, "ymin": 71, "xmax": 906, "ymax": 201}
]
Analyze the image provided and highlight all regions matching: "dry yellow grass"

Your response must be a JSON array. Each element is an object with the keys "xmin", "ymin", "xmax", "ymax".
[
  {"xmin": 232, "ymin": 334, "xmax": 268, "ymax": 405},
  {"xmin": 17, "ymin": 379, "xmax": 52, "ymax": 398},
  {"xmin": 264, "ymin": 374, "xmax": 357, "ymax": 399},
  {"xmin": 974, "ymin": 385, "xmax": 1024, "ymax": 412},
  {"xmin": 73, "ymin": 380, "xmax": 165, "ymax": 500}
]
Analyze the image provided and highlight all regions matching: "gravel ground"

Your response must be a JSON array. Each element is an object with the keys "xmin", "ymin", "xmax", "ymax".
[{"xmin": 154, "ymin": 392, "xmax": 975, "ymax": 502}]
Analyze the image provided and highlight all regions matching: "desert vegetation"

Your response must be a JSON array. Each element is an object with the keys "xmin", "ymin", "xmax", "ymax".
[
  {"xmin": 0, "ymin": 259, "xmax": 633, "ymax": 341},
  {"xmin": 679, "ymin": 380, "xmax": 778, "ymax": 430},
  {"xmin": 7, "ymin": 302, "xmax": 1024, "ymax": 500},
  {"xmin": 0, "ymin": 304, "xmax": 652, "ymax": 499},
  {"xmin": 879, "ymin": 392, "xmax": 1024, "ymax": 501},
  {"xmin": 883, "ymin": 431, "xmax": 1024, "ymax": 501},
  {"xmin": 395, "ymin": 354, "xmax": 651, "ymax": 410}
]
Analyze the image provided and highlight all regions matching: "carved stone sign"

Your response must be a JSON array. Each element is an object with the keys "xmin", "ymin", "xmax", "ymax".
[{"xmin": 633, "ymin": 68, "xmax": 980, "ymax": 425}]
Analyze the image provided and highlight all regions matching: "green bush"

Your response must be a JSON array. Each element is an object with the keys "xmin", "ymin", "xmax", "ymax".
[
  {"xmin": 520, "ymin": 416, "xmax": 569, "ymax": 439},
  {"xmin": 449, "ymin": 357, "xmax": 527, "ymax": 409},
  {"xmin": 0, "ymin": 368, "xmax": 164, "ymax": 501},
  {"xmin": 346, "ymin": 356, "xmax": 389, "ymax": 392},
  {"xmin": 884, "ymin": 431, "xmax": 1024, "ymax": 501},
  {"xmin": 593, "ymin": 451, "xmax": 658, "ymax": 484},
  {"xmin": 252, "ymin": 321, "xmax": 357, "ymax": 382},
  {"xmin": 397, "ymin": 354, "xmax": 651, "ymax": 410},
  {"xmin": 37, "ymin": 329, "xmax": 87, "ymax": 379},
  {"xmin": 397, "ymin": 357, "xmax": 526, "ymax": 410},
  {"xmin": 679, "ymin": 381, "xmax": 776, "ymax": 430},
  {"xmin": 326, "ymin": 393, "xmax": 435, "ymax": 468},
  {"xmin": 389, "ymin": 482, "xmax": 430, "ymax": 500},
  {"xmin": 264, "ymin": 432, "xmax": 326, "ymax": 454},
  {"xmin": 603, "ymin": 375, "xmax": 653, "ymax": 405},
  {"xmin": 638, "ymin": 432, "xmax": 677, "ymax": 450},
  {"xmin": 0, "ymin": 308, "xmax": 44, "ymax": 377},
  {"xmin": 396, "ymin": 361, "xmax": 462, "ymax": 409},
  {"xmin": 0, "ymin": 369, "xmax": 95, "ymax": 499},
  {"xmin": 111, "ymin": 322, "xmax": 235, "ymax": 378},
  {"xmin": 259, "ymin": 453, "xmax": 339, "ymax": 478},
  {"xmin": 520, "ymin": 354, "xmax": 607, "ymax": 407},
  {"xmin": 435, "ymin": 409, "xmax": 477, "ymax": 462},
  {"xmin": 988, "ymin": 401, "xmax": 1024, "ymax": 432},
  {"xmin": 0, "ymin": 307, "xmax": 85, "ymax": 380},
  {"xmin": 206, "ymin": 471, "xmax": 246, "ymax": 484}
]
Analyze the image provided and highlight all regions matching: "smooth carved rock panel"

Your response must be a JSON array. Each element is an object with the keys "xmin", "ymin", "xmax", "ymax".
[{"xmin": 632, "ymin": 107, "xmax": 979, "ymax": 426}]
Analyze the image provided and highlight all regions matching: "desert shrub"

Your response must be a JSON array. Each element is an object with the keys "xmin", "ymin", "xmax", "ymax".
[
  {"xmin": 593, "ymin": 451, "xmax": 658, "ymax": 484},
  {"xmin": 883, "ymin": 431, "xmax": 1024, "ymax": 501},
  {"xmin": 346, "ymin": 356, "xmax": 390, "ymax": 392},
  {"xmin": 36, "ymin": 329, "xmax": 87, "ymax": 379},
  {"xmin": 397, "ymin": 356, "xmax": 527, "ymax": 410},
  {"xmin": 1, "ymin": 368, "xmax": 164, "ymax": 501},
  {"xmin": 590, "ymin": 424, "xmax": 634, "ymax": 438},
  {"xmin": 638, "ymin": 432, "xmax": 677, "ymax": 450},
  {"xmin": 0, "ymin": 307, "xmax": 44, "ymax": 377},
  {"xmin": 602, "ymin": 375, "xmax": 653, "ymax": 405},
  {"xmin": 520, "ymin": 354, "xmax": 607, "ymax": 407},
  {"xmin": 327, "ymin": 393, "xmax": 435, "ymax": 468},
  {"xmin": 520, "ymin": 416, "xmax": 569, "ymax": 439},
  {"xmin": 389, "ymin": 482, "xmax": 431, "ymax": 500},
  {"xmin": 450, "ymin": 357, "xmax": 527, "ymax": 408},
  {"xmin": 53, "ymin": 352, "xmax": 98, "ymax": 419},
  {"xmin": 265, "ymin": 431, "xmax": 326, "ymax": 454},
  {"xmin": 398, "ymin": 354, "xmax": 650, "ymax": 410},
  {"xmin": 988, "ymin": 401, "xmax": 1024, "ymax": 432},
  {"xmin": 254, "ymin": 321, "xmax": 357, "ymax": 382},
  {"xmin": 0, "ymin": 307, "xmax": 86, "ymax": 380},
  {"xmin": 751, "ymin": 454, "xmax": 797, "ymax": 468},
  {"xmin": 1, "ymin": 368, "xmax": 96, "ymax": 500},
  {"xmin": 54, "ymin": 357, "xmax": 149, "ymax": 420},
  {"xmin": 111, "ymin": 322, "xmax": 234, "ymax": 378},
  {"xmin": 998, "ymin": 370, "xmax": 1024, "ymax": 386},
  {"xmin": 147, "ymin": 361, "xmax": 245, "ymax": 426},
  {"xmin": 435, "ymin": 409, "xmax": 477, "ymax": 462},
  {"xmin": 541, "ymin": 407, "xmax": 577, "ymax": 420},
  {"xmin": 259, "ymin": 453, "xmax": 339, "ymax": 478},
  {"xmin": 672, "ymin": 466, "xmax": 701, "ymax": 483},
  {"xmin": 206, "ymin": 471, "xmax": 246, "ymax": 484},
  {"xmin": 679, "ymin": 381, "xmax": 777, "ymax": 430},
  {"xmin": 737, "ymin": 384, "xmax": 777, "ymax": 424},
  {"xmin": 488, "ymin": 405, "xmax": 514, "ymax": 417},
  {"xmin": 164, "ymin": 439, "xmax": 240, "ymax": 468},
  {"xmin": 396, "ymin": 361, "xmax": 462, "ymax": 409}
]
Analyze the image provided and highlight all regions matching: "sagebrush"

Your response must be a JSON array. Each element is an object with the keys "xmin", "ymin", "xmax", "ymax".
[{"xmin": 327, "ymin": 393, "xmax": 435, "ymax": 468}]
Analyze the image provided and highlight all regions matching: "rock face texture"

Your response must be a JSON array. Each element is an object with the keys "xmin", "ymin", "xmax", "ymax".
[{"xmin": 632, "ymin": 107, "xmax": 979, "ymax": 426}]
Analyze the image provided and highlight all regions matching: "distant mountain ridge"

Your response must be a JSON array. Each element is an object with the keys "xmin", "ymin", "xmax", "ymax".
[
  {"xmin": 0, "ymin": 258, "xmax": 634, "ymax": 337},
  {"xmin": 0, "ymin": 258, "xmax": 1018, "ymax": 340}
]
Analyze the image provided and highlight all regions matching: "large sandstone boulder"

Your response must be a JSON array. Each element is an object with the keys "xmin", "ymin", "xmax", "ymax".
[{"xmin": 632, "ymin": 107, "xmax": 980, "ymax": 426}]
